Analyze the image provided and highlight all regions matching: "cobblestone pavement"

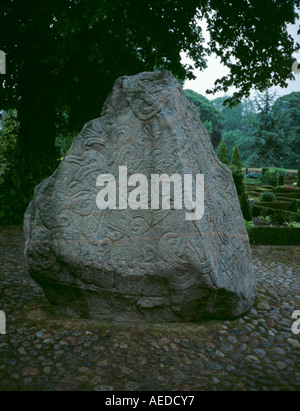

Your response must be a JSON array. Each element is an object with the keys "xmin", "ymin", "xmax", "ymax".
[{"xmin": 0, "ymin": 225, "xmax": 299, "ymax": 391}]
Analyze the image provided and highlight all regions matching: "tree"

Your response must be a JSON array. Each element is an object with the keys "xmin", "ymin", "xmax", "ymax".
[
  {"xmin": 239, "ymin": 89, "xmax": 290, "ymax": 167},
  {"xmin": 217, "ymin": 140, "xmax": 229, "ymax": 166},
  {"xmin": 0, "ymin": 110, "xmax": 25, "ymax": 223},
  {"xmin": 1, "ymin": 0, "xmax": 207, "ymax": 221},
  {"xmin": 205, "ymin": 1, "xmax": 300, "ymax": 105},
  {"xmin": 262, "ymin": 170, "xmax": 278, "ymax": 187},
  {"xmin": 184, "ymin": 89, "xmax": 223, "ymax": 147},
  {"xmin": 272, "ymin": 92, "xmax": 300, "ymax": 168},
  {"xmin": 203, "ymin": 120, "xmax": 213, "ymax": 138},
  {"xmin": 230, "ymin": 166, "xmax": 252, "ymax": 222},
  {"xmin": 212, "ymin": 97, "xmax": 244, "ymax": 133},
  {"xmin": 231, "ymin": 144, "xmax": 242, "ymax": 170},
  {"xmin": 1, "ymin": 0, "xmax": 299, "ymax": 221},
  {"xmin": 215, "ymin": 91, "xmax": 300, "ymax": 169},
  {"xmin": 298, "ymin": 154, "xmax": 300, "ymax": 187},
  {"xmin": 222, "ymin": 130, "xmax": 239, "ymax": 159},
  {"xmin": 0, "ymin": 109, "xmax": 18, "ymax": 166}
]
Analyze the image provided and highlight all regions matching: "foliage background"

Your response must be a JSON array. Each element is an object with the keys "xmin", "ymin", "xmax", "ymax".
[{"xmin": 0, "ymin": 0, "xmax": 299, "ymax": 223}]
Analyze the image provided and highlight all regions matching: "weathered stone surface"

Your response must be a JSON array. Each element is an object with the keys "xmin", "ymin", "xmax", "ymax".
[{"xmin": 24, "ymin": 70, "xmax": 256, "ymax": 322}]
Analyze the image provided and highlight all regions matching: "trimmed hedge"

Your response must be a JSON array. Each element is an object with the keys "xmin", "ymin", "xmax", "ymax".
[
  {"xmin": 276, "ymin": 196, "xmax": 293, "ymax": 202},
  {"xmin": 247, "ymin": 227, "xmax": 300, "ymax": 245},
  {"xmin": 261, "ymin": 170, "xmax": 277, "ymax": 187},
  {"xmin": 278, "ymin": 175, "xmax": 284, "ymax": 186},
  {"xmin": 247, "ymin": 192, "xmax": 259, "ymax": 197},
  {"xmin": 230, "ymin": 165, "xmax": 252, "ymax": 221},
  {"xmin": 254, "ymin": 187, "xmax": 271, "ymax": 193},
  {"xmin": 274, "ymin": 186, "xmax": 300, "ymax": 193},
  {"xmin": 259, "ymin": 192, "xmax": 276, "ymax": 202},
  {"xmin": 272, "ymin": 193, "xmax": 300, "ymax": 199},
  {"xmin": 259, "ymin": 201, "xmax": 296, "ymax": 212},
  {"xmin": 252, "ymin": 204, "xmax": 300, "ymax": 223},
  {"xmin": 276, "ymin": 197, "xmax": 300, "ymax": 209},
  {"xmin": 248, "ymin": 194, "xmax": 260, "ymax": 201},
  {"xmin": 261, "ymin": 185, "xmax": 274, "ymax": 190}
]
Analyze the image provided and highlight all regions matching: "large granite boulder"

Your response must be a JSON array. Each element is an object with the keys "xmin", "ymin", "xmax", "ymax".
[{"xmin": 24, "ymin": 70, "xmax": 256, "ymax": 322}]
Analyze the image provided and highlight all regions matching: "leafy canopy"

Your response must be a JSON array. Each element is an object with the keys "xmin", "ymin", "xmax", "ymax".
[
  {"xmin": 212, "ymin": 91, "xmax": 300, "ymax": 168},
  {"xmin": 184, "ymin": 89, "xmax": 223, "ymax": 147},
  {"xmin": 272, "ymin": 92, "xmax": 300, "ymax": 156},
  {"xmin": 217, "ymin": 139, "xmax": 230, "ymax": 165},
  {"xmin": 231, "ymin": 144, "xmax": 242, "ymax": 170},
  {"xmin": 238, "ymin": 89, "xmax": 290, "ymax": 167},
  {"xmin": 205, "ymin": 0, "xmax": 300, "ymax": 104},
  {"xmin": 0, "ymin": 0, "xmax": 299, "ymax": 222},
  {"xmin": 1, "ymin": 0, "xmax": 299, "ymax": 116}
]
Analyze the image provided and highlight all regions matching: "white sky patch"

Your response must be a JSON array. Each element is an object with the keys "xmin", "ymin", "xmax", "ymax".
[{"xmin": 181, "ymin": 18, "xmax": 300, "ymax": 100}]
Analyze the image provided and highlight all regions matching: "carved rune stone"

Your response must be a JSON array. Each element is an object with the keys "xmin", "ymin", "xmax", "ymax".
[{"xmin": 24, "ymin": 70, "xmax": 256, "ymax": 322}]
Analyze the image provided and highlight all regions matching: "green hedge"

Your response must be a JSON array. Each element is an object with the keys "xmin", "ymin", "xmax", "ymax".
[
  {"xmin": 247, "ymin": 227, "xmax": 300, "ymax": 245},
  {"xmin": 252, "ymin": 204, "xmax": 300, "ymax": 223},
  {"xmin": 261, "ymin": 185, "xmax": 274, "ymax": 190},
  {"xmin": 276, "ymin": 196, "xmax": 294, "ymax": 202},
  {"xmin": 259, "ymin": 201, "xmax": 296, "ymax": 212},
  {"xmin": 254, "ymin": 187, "xmax": 270, "ymax": 193},
  {"xmin": 261, "ymin": 170, "xmax": 277, "ymax": 187},
  {"xmin": 273, "ymin": 186, "xmax": 300, "ymax": 193},
  {"xmin": 276, "ymin": 198, "xmax": 300, "ymax": 208},
  {"xmin": 272, "ymin": 193, "xmax": 300, "ymax": 199}
]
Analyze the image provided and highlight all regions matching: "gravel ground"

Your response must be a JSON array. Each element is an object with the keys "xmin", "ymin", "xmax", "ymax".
[{"xmin": 0, "ymin": 225, "xmax": 299, "ymax": 391}]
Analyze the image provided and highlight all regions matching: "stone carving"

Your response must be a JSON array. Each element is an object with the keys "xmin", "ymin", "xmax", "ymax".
[{"xmin": 24, "ymin": 70, "xmax": 256, "ymax": 322}]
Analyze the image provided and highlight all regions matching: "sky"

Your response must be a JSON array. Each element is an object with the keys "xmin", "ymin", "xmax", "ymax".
[{"xmin": 181, "ymin": 18, "xmax": 300, "ymax": 100}]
